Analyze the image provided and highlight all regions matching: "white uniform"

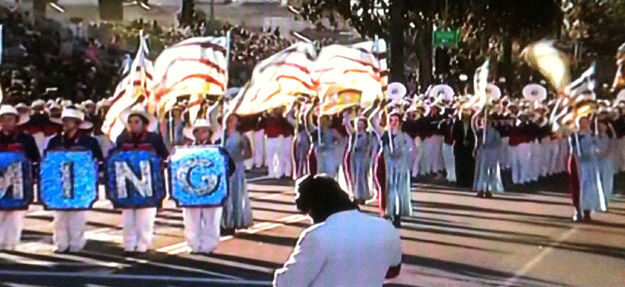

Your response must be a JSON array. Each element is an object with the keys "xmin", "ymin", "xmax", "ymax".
[
  {"xmin": 266, "ymin": 136, "xmax": 282, "ymax": 178},
  {"xmin": 122, "ymin": 207, "xmax": 157, "ymax": 252},
  {"xmin": 183, "ymin": 207, "xmax": 222, "ymax": 253},
  {"xmin": 53, "ymin": 210, "xmax": 87, "ymax": 252},
  {"xmin": 0, "ymin": 210, "xmax": 27, "ymax": 250},
  {"xmin": 280, "ymin": 135, "xmax": 293, "ymax": 177},
  {"xmin": 252, "ymin": 129, "xmax": 265, "ymax": 168},
  {"xmin": 274, "ymin": 210, "xmax": 402, "ymax": 287}
]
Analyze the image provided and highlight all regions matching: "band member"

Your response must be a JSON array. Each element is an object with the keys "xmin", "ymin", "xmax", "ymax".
[
  {"xmin": 473, "ymin": 110, "xmax": 503, "ymax": 198},
  {"xmin": 452, "ymin": 108, "xmax": 476, "ymax": 188},
  {"xmin": 344, "ymin": 102, "xmax": 378, "ymax": 205},
  {"xmin": 45, "ymin": 106, "xmax": 103, "ymax": 253},
  {"xmin": 419, "ymin": 102, "xmax": 445, "ymax": 177},
  {"xmin": 308, "ymin": 110, "xmax": 345, "ymax": 178},
  {"xmin": 279, "ymin": 111, "xmax": 294, "ymax": 179},
  {"xmin": 0, "ymin": 105, "xmax": 39, "ymax": 250},
  {"xmin": 252, "ymin": 115, "xmax": 265, "ymax": 169},
  {"xmin": 441, "ymin": 102, "xmax": 457, "ymax": 182},
  {"xmin": 596, "ymin": 119, "xmax": 615, "ymax": 200},
  {"xmin": 115, "ymin": 106, "xmax": 168, "ymax": 254},
  {"xmin": 402, "ymin": 105, "xmax": 423, "ymax": 179},
  {"xmin": 182, "ymin": 119, "xmax": 234, "ymax": 254},
  {"xmin": 263, "ymin": 108, "xmax": 286, "ymax": 178},
  {"xmin": 569, "ymin": 116, "xmax": 606, "ymax": 222},
  {"xmin": 375, "ymin": 110, "xmax": 415, "ymax": 228},
  {"xmin": 291, "ymin": 103, "xmax": 310, "ymax": 179},
  {"xmin": 222, "ymin": 114, "xmax": 253, "ymax": 234}
]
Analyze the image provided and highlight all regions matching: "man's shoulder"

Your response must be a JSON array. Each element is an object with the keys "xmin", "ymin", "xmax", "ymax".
[{"xmin": 312, "ymin": 211, "xmax": 397, "ymax": 236}]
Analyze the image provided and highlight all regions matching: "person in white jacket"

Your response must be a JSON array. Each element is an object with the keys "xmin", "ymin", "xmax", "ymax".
[{"xmin": 274, "ymin": 175, "xmax": 402, "ymax": 287}]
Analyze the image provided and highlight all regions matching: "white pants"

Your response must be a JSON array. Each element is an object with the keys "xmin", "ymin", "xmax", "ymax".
[
  {"xmin": 509, "ymin": 145, "xmax": 523, "ymax": 184},
  {"xmin": 555, "ymin": 139, "xmax": 569, "ymax": 174},
  {"xmin": 183, "ymin": 207, "xmax": 222, "ymax": 253},
  {"xmin": 529, "ymin": 141, "xmax": 541, "ymax": 181},
  {"xmin": 266, "ymin": 136, "xmax": 282, "ymax": 178},
  {"xmin": 53, "ymin": 210, "xmax": 87, "ymax": 252},
  {"xmin": 253, "ymin": 130, "xmax": 265, "ymax": 168},
  {"xmin": 244, "ymin": 131, "xmax": 255, "ymax": 170},
  {"xmin": 280, "ymin": 136, "xmax": 293, "ymax": 177},
  {"xmin": 0, "ymin": 210, "xmax": 26, "ymax": 250},
  {"xmin": 122, "ymin": 207, "xmax": 157, "ymax": 252},
  {"xmin": 411, "ymin": 137, "xmax": 422, "ymax": 177},
  {"xmin": 442, "ymin": 143, "xmax": 456, "ymax": 182},
  {"xmin": 517, "ymin": 143, "xmax": 533, "ymax": 184},
  {"xmin": 421, "ymin": 135, "xmax": 444, "ymax": 174}
]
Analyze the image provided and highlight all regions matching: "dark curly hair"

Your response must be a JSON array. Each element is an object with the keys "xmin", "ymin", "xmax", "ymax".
[{"xmin": 294, "ymin": 174, "xmax": 358, "ymax": 224}]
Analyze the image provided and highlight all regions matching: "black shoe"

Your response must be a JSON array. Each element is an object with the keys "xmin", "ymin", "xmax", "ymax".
[
  {"xmin": 392, "ymin": 217, "xmax": 401, "ymax": 228},
  {"xmin": 476, "ymin": 191, "xmax": 485, "ymax": 198},
  {"xmin": 485, "ymin": 191, "xmax": 493, "ymax": 198},
  {"xmin": 54, "ymin": 248, "xmax": 69, "ymax": 254},
  {"xmin": 222, "ymin": 228, "xmax": 236, "ymax": 235},
  {"xmin": 583, "ymin": 211, "xmax": 592, "ymax": 222}
]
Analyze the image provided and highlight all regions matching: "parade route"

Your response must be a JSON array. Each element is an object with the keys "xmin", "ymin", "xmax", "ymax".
[{"xmin": 0, "ymin": 173, "xmax": 621, "ymax": 286}]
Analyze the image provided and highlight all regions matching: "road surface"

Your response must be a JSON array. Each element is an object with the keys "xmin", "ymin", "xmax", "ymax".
[{"xmin": 1, "ymin": 172, "xmax": 624, "ymax": 286}]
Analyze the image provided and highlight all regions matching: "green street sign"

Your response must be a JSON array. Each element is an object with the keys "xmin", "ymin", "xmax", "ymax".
[{"xmin": 433, "ymin": 29, "xmax": 460, "ymax": 48}]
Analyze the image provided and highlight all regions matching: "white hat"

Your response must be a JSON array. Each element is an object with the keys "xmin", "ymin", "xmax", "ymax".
[
  {"xmin": 0, "ymin": 105, "xmax": 30, "ymax": 125},
  {"xmin": 61, "ymin": 107, "xmax": 93, "ymax": 130},
  {"xmin": 0, "ymin": 105, "xmax": 19, "ymax": 118},
  {"xmin": 15, "ymin": 103, "xmax": 30, "ymax": 110},
  {"xmin": 81, "ymin": 100, "xmax": 95, "ymax": 109},
  {"xmin": 120, "ymin": 105, "xmax": 158, "ymax": 132},
  {"xmin": 183, "ymin": 118, "xmax": 212, "ymax": 140},
  {"xmin": 60, "ymin": 100, "xmax": 73, "ymax": 108},
  {"xmin": 192, "ymin": 119, "xmax": 211, "ymax": 130},
  {"xmin": 31, "ymin": 99, "xmax": 46, "ymax": 109}
]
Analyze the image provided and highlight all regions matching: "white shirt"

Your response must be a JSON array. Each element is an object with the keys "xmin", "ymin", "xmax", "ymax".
[{"xmin": 274, "ymin": 210, "xmax": 402, "ymax": 287}]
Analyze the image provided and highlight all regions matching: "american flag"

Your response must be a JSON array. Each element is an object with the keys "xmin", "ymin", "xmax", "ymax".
[
  {"xmin": 101, "ymin": 31, "xmax": 154, "ymax": 141},
  {"xmin": 554, "ymin": 63, "xmax": 597, "ymax": 131},
  {"xmin": 314, "ymin": 39, "xmax": 388, "ymax": 115},
  {"xmin": 232, "ymin": 42, "xmax": 317, "ymax": 115},
  {"xmin": 151, "ymin": 36, "xmax": 228, "ymax": 118}
]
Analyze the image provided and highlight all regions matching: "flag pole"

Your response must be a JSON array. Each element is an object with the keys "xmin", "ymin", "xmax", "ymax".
[{"xmin": 222, "ymin": 29, "xmax": 233, "ymax": 147}]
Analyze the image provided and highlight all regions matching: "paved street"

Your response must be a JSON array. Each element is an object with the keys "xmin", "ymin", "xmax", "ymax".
[{"xmin": 0, "ymin": 172, "xmax": 624, "ymax": 286}]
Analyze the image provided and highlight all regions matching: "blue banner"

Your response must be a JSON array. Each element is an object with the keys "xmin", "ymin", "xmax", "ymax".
[
  {"xmin": 39, "ymin": 150, "xmax": 98, "ymax": 210},
  {"xmin": 106, "ymin": 150, "xmax": 165, "ymax": 208},
  {"xmin": 0, "ymin": 152, "xmax": 33, "ymax": 210},
  {"xmin": 168, "ymin": 146, "xmax": 230, "ymax": 207}
]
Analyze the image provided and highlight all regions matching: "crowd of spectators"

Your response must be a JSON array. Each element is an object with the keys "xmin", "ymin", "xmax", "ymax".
[{"xmin": 0, "ymin": 5, "xmax": 307, "ymax": 105}]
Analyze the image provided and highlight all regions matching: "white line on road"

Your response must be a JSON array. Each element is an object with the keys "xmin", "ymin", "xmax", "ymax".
[
  {"xmin": 503, "ymin": 228, "xmax": 578, "ymax": 286},
  {"xmin": 0, "ymin": 270, "xmax": 272, "ymax": 285},
  {"xmin": 80, "ymin": 250, "xmax": 242, "ymax": 280},
  {"xmin": 160, "ymin": 214, "xmax": 309, "ymax": 255}
]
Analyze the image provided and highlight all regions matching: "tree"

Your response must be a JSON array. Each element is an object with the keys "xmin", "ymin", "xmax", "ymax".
[{"xmin": 296, "ymin": 0, "xmax": 561, "ymax": 93}]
